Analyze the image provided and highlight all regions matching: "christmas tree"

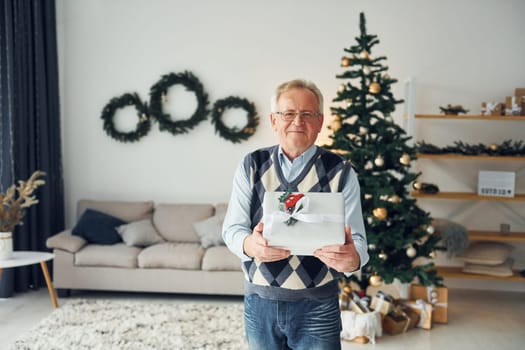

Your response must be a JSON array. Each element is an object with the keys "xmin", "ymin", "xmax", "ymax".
[{"xmin": 324, "ymin": 12, "xmax": 444, "ymax": 291}]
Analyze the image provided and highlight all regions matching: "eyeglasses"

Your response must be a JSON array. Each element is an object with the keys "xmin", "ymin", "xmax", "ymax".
[{"xmin": 274, "ymin": 110, "xmax": 321, "ymax": 121}]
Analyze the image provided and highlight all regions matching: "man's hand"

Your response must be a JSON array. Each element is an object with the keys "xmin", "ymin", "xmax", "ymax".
[
  {"xmin": 243, "ymin": 222, "xmax": 291, "ymax": 262},
  {"xmin": 314, "ymin": 226, "xmax": 360, "ymax": 272}
]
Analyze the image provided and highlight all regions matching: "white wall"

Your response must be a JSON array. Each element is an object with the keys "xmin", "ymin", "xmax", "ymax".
[{"xmin": 57, "ymin": 0, "xmax": 525, "ymax": 291}]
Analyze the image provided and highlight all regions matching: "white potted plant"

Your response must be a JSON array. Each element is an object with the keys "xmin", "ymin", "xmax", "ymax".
[{"xmin": 0, "ymin": 171, "xmax": 46, "ymax": 260}]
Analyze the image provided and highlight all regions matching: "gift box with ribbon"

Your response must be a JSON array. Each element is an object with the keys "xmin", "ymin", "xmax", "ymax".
[
  {"xmin": 262, "ymin": 191, "xmax": 345, "ymax": 255},
  {"xmin": 349, "ymin": 292, "xmax": 372, "ymax": 314},
  {"xmin": 370, "ymin": 291, "xmax": 394, "ymax": 316},
  {"xmin": 382, "ymin": 309, "xmax": 410, "ymax": 335},
  {"xmin": 404, "ymin": 299, "xmax": 433, "ymax": 330},
  {"xmin": 340, "ymin": 310, "xmax": 382, "ymax": 344},
  {"xmin": 383, "ymin": 301, "xmax": 422, "ymax": 335},
  {"xmin": 410, "ymin": 284, "xmax": 448, "ymax": 323}
]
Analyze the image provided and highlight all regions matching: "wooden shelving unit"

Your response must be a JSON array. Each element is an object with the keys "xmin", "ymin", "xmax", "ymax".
[
  {"xmin": 412, "ymin": 113, "xmax": 525, "ymax": 284},
  {"xmin": 436, "ymin": 266, "xmax": 525, "ymax": 282},
  {"xmin": 417, "ymin": 154, "xmax": 525, "ymax": 161},
  {"xmin": 411, "ymin": 191, "xmax": 525, "ymax": 201},
  {"xmin": 415, "ymin": 114, "xmax": 525, "ymax": 121},
  {"xmin": 468, "ymin": 230, "xmax": 525, "ymax": 242}
]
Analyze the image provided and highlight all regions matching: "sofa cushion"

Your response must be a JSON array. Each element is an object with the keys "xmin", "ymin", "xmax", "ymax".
[
  {"xmin": 72, "ymin": 209, "xmax": 126, "ymax": 244},
  {"xmin": 116, "ymin": 219, "xmax": 165, "ymax": 247},
  {"xmin": 138, "ymin": 242, "xmax": 204, "ymax": 269},
  {"xmin": 214, "ymin": 203, "xmax": 228, "ymax": 221},
  {"xmin": 75, "ymin": 243, "xmax": 141, "ymax": 268},
  {"xmin": 202, "ymin": 246, "xmax": 241, "ymax": 271},
  {"xmin": 154, "ymin": 204, "xmax": 214, "ymax": 243},
  {"xmin": 46, "ymin": 230, "xmax": 87, "ymax": 253},
  {"xmin": 193, "ymin": 215, "xmax": 224, "ymax": 248},
  {"xmin": 77, "ymin": 199, "xmax": 154, "ymax": 222}
]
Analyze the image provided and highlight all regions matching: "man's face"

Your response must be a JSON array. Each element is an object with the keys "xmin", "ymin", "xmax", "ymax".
[{"xmin": 270, "ymin": 88, "xmax": 324, "ymax": 159}]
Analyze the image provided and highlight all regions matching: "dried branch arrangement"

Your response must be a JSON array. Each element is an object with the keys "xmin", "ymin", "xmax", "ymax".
[{"xmin": 0, "ymin": 171, "xmax": 46, "ymax": 232}]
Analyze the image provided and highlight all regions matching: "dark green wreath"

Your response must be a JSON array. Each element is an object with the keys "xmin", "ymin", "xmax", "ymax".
[
  {"xmin": 211, "ymin": 96, "xmax": 259, "ymax": 143},
  {"xmin": 101, "ymin": 92, "xmax": 151, "ymax": 143},
  {"xmin": 149, "ymin": 71, "xmax": 210, "ymax": 135}
]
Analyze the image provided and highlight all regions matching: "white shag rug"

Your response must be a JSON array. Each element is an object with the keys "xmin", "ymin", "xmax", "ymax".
[{"xmin": 10, "ymin": 299, "xmax": 247, "ymax": 350}]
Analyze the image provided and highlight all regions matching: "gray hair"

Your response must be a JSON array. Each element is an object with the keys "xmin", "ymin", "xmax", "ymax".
[{"xmin": 270, "ymin": 79, "xmax": 324, "ymax": 113}]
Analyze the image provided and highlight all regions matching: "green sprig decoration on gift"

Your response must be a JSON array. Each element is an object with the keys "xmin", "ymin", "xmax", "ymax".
[{"xmin": 323, "ymin": 13, "xmax": 445, "ymax": 292}]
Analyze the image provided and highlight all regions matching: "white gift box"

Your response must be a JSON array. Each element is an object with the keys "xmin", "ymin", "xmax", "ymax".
[
  {"xmin": 262, "ymin": 192, "xmax": 345, "ymax": 255},
  {"xmin": 478, "ymin": 171, "xmax": 515, "ymax": 198}
]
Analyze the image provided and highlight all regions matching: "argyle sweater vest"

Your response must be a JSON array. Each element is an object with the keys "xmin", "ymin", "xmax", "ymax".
[{"xmin": 242, "ymin": 145, "xmax": 351, "ymax": 301}]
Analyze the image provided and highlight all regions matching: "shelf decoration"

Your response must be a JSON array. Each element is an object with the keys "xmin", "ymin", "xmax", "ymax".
[
  {"xmin": 439, "ymin": 104, "xmax": 469, "ymax": 115},
  {"xmin": 412, "ymin": 181, "xmax": 440, "ymax": 194},
  {"xmin": 149, "ymin": 71, "xmax": 210, "ymax": 135},
  {"xmin": 416, "ymin": 140, "xmax": 525, "ymax": 156},
  {"xmin": 481, "ymin": 87, "xmax": 525, "ymax": 116},
  {"xmin": 211, "ymin": 96, "xmax": 259, "ymax": 143},
  {"xmin": 101, "ymin": 92, "xmax": 151, "ymax": 143}
]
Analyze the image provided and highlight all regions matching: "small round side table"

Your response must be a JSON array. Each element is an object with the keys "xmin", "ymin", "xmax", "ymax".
[{"xmin": 0, "ymin": 251, "xmax": 58, "ymax": 308}]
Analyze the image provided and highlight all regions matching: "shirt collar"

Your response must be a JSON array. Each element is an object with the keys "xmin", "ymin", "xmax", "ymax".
[{"xmin": 277, "ymin": 144, "xmax": 318, "ymax": 166}]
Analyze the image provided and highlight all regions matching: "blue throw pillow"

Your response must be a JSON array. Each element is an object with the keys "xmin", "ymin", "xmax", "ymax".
[{"xmin": 72, "ymin": 209, "xmax": 127, "ymax": 244}]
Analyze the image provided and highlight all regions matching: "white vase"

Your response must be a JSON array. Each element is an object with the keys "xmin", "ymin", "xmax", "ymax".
[{"xmin": 0, "ymin": 232, "xmax": 13, "ymax": 260}]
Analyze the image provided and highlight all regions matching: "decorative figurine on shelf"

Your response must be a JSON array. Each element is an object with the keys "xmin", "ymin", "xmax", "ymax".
[
  {"xmin": 481, "ymin": 102, "xmax": 505, "ymax": 116},
  {"xmin": 439, "ymin": 104, "xmax": 469, "ymax": 115},
  {"xmin": 412, "ymin": 181, "xmax": 440, "ymax": 194}
]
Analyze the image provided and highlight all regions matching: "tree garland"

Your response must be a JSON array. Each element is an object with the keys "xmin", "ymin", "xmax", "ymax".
[
  {"xmin": 211, "ymin": 96, "xmax": 259, "ymax": 143},
  {"xmin": 416, "ymin": 140, "xmax": 525, "ymax": 156},
  {"xmin": 149, "ymin": 71, "xmax": 209, "ymax": 135},
  {"xmin": 101, "ymin": 92, "xmax": 151, "ymax": 143}
]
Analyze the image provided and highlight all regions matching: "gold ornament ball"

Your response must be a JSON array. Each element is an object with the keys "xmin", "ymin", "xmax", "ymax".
[
  {"xmin": 331, "ymin": 119, "xmax": 342, "ymax": 131},
  {"xmin": 368, "ymin": 243, "xmax": 376, "ymax": 250},
  {"xmin": 341, "ymin": 56, "xmax": 351, "ymax": 67},
  {"xmin": 369, "ymin": 274, "xmax": 383, "ymax": 287},
  {"xmin": 338, "ymin": 84, "xmax": 346, "ymax": 93},
  {"xmin": 374, "ymin": 155, "xmax": 384, "ymax": 167},
  {"xmin": 359, "ymin": 126, "xmax": 368, "ymax": 135},
  {"xmin": 426, "ymin": 225, "xmax": 435, "ymax": 234},
  {"xmin": 388, "ymin": 194, "xmax": 401, "ymax": 203},
  {"xmin": 399, "ymin": 153, "xmax": 411, "ymax": 166},
  {"xmin": 368, "ymin": 82, "xmax": 381, "ymax": 94},
  {"xmin": 373, "ymin": 207, "xmax": 388, "ymax": 220},
  {"xmin": 429, "ymin": 251, "xmax": 437, "ymax": 259},
  {"xmin": 359, "ymin": 50, "xmax": 369, "ymax": 59},
  {"xmin": 378, "ymin": 252, "xmax": 388, "ymax": 260},
  {"xmin": 412, "ymin": 181, "xmax": 422, "ymax": 190},
  {"xmin": 489, "ymin": 143, "xmax": 498, "ymax": 151},
  {"xmin": 406, "ymin": 246, "xmax": 417, "ymax": 258},
  {"xmin": 343, "ymin": 285, "xmax": 352, "ymax": 295}
]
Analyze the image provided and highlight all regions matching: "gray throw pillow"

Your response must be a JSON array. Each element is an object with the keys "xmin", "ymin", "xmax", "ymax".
[
  {"xmin": 192, "ymin": 215, "xmax": 224, "ymax": 248},
  {"xmin": 116, "ymin": 219, "xmax": 165, "ymax": 247}
]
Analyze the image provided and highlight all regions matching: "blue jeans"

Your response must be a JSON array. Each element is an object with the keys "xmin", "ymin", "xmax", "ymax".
[{"xmin": 244, "ymin": 294, "xmax": 342, "ymax": 350}]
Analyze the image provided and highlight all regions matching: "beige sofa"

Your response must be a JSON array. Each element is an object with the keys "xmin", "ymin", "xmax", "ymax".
[{"xmin": 46, "ymin": 199, "xmax": 244, "ymax": 296}]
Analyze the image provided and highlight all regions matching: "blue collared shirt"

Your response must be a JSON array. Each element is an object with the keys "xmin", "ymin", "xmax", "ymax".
[{"xmin": 222, "ymin": 145, "xmax": 369, "ymax": 272}]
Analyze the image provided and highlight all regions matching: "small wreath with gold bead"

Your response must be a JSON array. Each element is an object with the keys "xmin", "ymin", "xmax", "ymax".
[
  {"xmin": 211, "ymin": 96, "xmax": 259, "ymax": 143},
  {"xmin": 149, "ymin": 71, "xmax": 210, "ymax": 135},
  {"xmin": 101, "ymin": 92, "xmax": 151, "ymax": 143}
]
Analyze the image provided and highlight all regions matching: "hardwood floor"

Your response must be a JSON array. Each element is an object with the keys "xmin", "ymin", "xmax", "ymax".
[{"xmin": 1, "ymin": 288, "xmax": 524, "ymax": 349}]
